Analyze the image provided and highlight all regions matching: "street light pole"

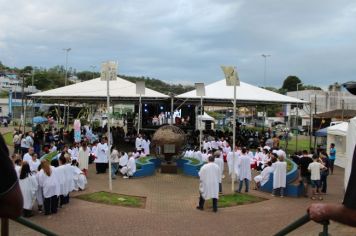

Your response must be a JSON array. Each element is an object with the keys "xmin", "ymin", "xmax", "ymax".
[
  {"xmin": 296, "ymin": 82, "xmax": 303, "ymax": 152},
  {"xmin": 90, "ymin": 65, "xmax": 96, "ymax": 80},
  {"xmin": 63, "ymin": 48, "xmax": 71, "ymax": 129},
  {"xmin": 261, "ymin": 54, "xmax": 271, "ymax": 88}
]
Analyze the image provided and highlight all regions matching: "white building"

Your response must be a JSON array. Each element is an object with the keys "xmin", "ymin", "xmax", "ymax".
[
  {"xmin": 0, "ymin": 76, "xmax": 21, "ymax": 90},
  {"xmin": 286, "ymin": 89, "xmax": 356, "ymax": 127}
]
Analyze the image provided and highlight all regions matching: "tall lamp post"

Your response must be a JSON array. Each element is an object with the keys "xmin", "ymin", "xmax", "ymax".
[
  {"xmin": 195, "ymin": 83, "xmax": 205, "ymax": 151},
  {"xmin": 295, "ymin": 82, "xmax": 303, "ymax": 152},
  {"xmin": 63, "ymin": 48, "xmax": 71, "ymax": 128},
  {"xmin": 101, "ymin": 61, "xmax": 117, "ymax": 191},
  {"xmin": 136, "ymin": 81, "xmax": 145, "ymax": 135},
  {"xmin": 90, "ymin": 65, "xmax": 96, "ymax": 79},
  {"xmin": 221, "ymin": 66, "xmax": 240, "ymax": 192},
  {"xmin": 261, "ymin": 54, "xmax": 271, "ymax": 88}
]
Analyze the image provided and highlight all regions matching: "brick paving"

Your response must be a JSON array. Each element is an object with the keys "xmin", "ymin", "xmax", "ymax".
[{"xmin": 2, "ymin": 127, "xmax": 356, "ymax": 236}]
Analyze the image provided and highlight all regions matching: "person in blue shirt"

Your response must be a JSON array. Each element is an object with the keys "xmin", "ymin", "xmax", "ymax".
[{"xmin": 329, "ymin": 143, "xmax": 336, "ymax": 175}]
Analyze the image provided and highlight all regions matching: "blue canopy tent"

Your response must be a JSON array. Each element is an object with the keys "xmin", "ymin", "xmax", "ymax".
[
  {"xmin": 315, "ymin": 127, "xmax": 328, "ymax": 137},
  {"xmin": 32, "ymin": 116, "xmax": 48, "ymax": 124}
]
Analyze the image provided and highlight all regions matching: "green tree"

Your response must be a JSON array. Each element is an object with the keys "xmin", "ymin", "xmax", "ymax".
[{"xmin": 281, "ymin": 75, "xmax": 302, "ymax": 92}]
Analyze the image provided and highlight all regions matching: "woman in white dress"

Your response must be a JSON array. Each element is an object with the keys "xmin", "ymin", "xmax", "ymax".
[{"xmin": 19, "ymin": 162, "xmax": 38, "ymax": 217}]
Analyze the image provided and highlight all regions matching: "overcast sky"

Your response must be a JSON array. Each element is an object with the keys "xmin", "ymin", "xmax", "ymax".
[{"xmin": 1, "ymin": 0, "xmax": 355, "ymax": 88}]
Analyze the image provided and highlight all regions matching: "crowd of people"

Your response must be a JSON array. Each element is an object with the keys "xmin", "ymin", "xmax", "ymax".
[{"xmin": 4, "ymin": 117, "xmax": 356, "ymax": 231}]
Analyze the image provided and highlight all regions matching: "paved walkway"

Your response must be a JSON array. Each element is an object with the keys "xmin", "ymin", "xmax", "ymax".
[{"xmin": 2, "ymin": 127, "xmax": 356, "ymax": 236}]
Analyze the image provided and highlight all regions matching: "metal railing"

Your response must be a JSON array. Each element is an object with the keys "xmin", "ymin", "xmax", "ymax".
[
  {"xmin": 1, "ymin": 217, "xmax": 57, "ymax": 236},
  {"xmin": 274, "ymin": 213, "xmax": 329, "ymax": 236}
]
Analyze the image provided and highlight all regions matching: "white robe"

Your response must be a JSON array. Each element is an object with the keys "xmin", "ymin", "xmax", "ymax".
[
  {"xmin": 78, "ymin": 147, "xmax": 90, "ymax": 170},
  {"xmin": 238, "ymin": 154, "xmax": 252, "ymax": 181},
  {"xmin": 142, "ymin": 139, "xmax": 151, "ymax": 155},
  {"xmin": 23, "ymin": 153, "xmax": 32, "ymax": 163},
  {"xmin": 273, "ymin": 161, "xmax": 287, "ymax": 188},
  {"xmin": 119, "ymin": 153, "xmax": 129, "ymax": 167},
  {"xmin": 94, "ymin": 143, "xmax": 108, "ymax": 163},
  {"xmin": 135, "ymin": 137, "xmax": 143, "ymax": 150},
  {"xmin": 199, "ymin": 162, "xmax": 221, "ymax": 200},
  {"xmin": 70, "ymin": 147, "xmax": 79, "ymax": 161},
  {"xmin": 120, "ymin": 157, "xmax": 136, "ymax": 176},
  {"xmin": 214, "ymin": 157, "xmax": 224, "ymax": 181},
  {"xmin": 254, "ymin": 166, "xmax": 273, "ymax": 186},
  {"xmin": 38, "ymin": 167, "xmax": 60, "ymax": 198},
  {"xmin": 19, "ymin": 175, "xmax": 38, "ymax": 210},
  {"xmin": 29, "ymin": 159, "xmax": 41, "ymax": 172},
  {"xmin": 72, "ymin": 166, "xmax": 87, "ymax": 191},
  {"xmin": 35, "ymin": 172, "xmax": 44, "ymax": 205}
]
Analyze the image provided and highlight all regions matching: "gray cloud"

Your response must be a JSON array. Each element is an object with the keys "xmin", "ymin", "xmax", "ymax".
[{"xmin": 0, "ymin": 0, "xmax": 355, "ymax": 88}]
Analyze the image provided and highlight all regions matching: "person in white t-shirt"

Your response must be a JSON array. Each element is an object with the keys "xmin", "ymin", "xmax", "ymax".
[{"xmin": 308, "ymin": 154, "xmax": 326, "ymax": 200}]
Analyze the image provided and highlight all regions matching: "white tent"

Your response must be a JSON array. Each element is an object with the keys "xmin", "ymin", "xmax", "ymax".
[
  {"xmin": 327, "ymin": 122, "xmax": 349, "ymax": 168},
  {"xmin": 198, "ymin": 112, "xmax": 215, "ymax": 121},
  {"xmin": 345, "ymin": 117, "xmax": 356, "ymax": 188},
  {"xmin": 30, "ymin": 77, "xmax": 169, "ymax": 102},
  {"xmin": 176, "ymin": 79, "xmax": 307, "ymax": 105}
]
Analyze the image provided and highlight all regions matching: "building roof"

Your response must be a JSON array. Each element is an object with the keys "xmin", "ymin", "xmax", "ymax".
[
  {"xmin": 315, "ymin": 109, "xmax": 356, "ymax": 119},
  {"xmin": 176, "ymin": 79, "xmax": 307, "ymax": 105}
]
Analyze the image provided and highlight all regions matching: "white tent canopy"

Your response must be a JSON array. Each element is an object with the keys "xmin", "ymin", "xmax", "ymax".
[
  {"xmin": 176, "ymin": 79, "xmax": 307, "ymax": 105},
  {"xmin": 30, "ymin": 77, "xmax": 169, "ymax": 102},
  {"xmin": 327, "ymin": 122, "xmax": 348, "ymax": 136},
  {"xmin": 327, "ymin": 122, "xmax": 349, "ymax": 168},
  {"xmin": 198, "ymin": 112, "xmax": 215, "ymax": 121},
  {"xmin": 345, "ymin": 117, "xmax": 356, "ymax": 189}
]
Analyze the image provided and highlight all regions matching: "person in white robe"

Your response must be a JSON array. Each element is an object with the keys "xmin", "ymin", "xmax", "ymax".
[
  {"xmin": 70, "ymin": 143, "xmax": 79, "ymax": 161},
  {"xmin": 38, "ymin": 160, "xmax": 60, "ymax": 215},
  {"xmin": 29, "ymin": 153, "xmax": 40, "ymax": 172},
  {"xmin": 94, "ymin": 138, "xmax": 109, "ymax": 174},
  {"xmin": 203, "ymin": 140, "xmax": 210, "ymax": 152},
  {"xmin": 78, "ymin": 142, "xmax": 90, "ymax": 176},
  {"xmin": 214, "ymin": 151, "xmax": 224, "ymax": 193},
  {"xmin": 120, "ymin": 153, "xmax": 136, "ymax": 178},
  {"xmin": 193, "ymin": 150, "xmax": 202, "ymax": 162},
  {"xmin": 201, "ymin": 151, "xmax": 209, "ymax": 163},
  {"xmin": 237, "ymin": 148, "xmax": 252, "ymax": 193},
  {"xmin": 19, "ymin": 162, "xmax": 38, "ymax": 217},
  {"xmin": 23, "ymin": 147, "xmax": 34, "ymax": 163},
  {"xmin": 71, "ymin": 160, "xmax": 87, "ymax": 191},
  {"xmin": 142, "ymin": 138, "xmax": 151, "ymax": 155},
  {"xmin": 227, "ymin": 147, "xmax": 240, "ymax": 178},
  {"xmin": 119, "ymin": 152, "xmax": 129, "ymax": 169},
  {"xmin": 197, "ymin": 155, "xmax": 221, "ymax": 212},
  {"xmin": 272, "ymin": 155, "xmax": 287, "ymax": 197},
  {"xmin": 135, "ymin": 134, "xmax": 143, "ymax": 151},
  {"xmin": 253, "ymin": 161, "xmax": 273, "ymax": 189}
]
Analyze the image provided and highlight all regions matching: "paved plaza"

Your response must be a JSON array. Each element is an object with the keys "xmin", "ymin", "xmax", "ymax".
[{"xmin": 3, "ymin": 127, "xmax": 356, "ymax": 236}]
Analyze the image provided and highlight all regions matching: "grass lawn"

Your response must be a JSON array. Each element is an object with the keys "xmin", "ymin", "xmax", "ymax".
[
  {"xmin": 3, "ymin": 132, "xmax": 13, "ymax": 146},
  {"xmin": 206, "ymin": 193, "xmax": 266, "ymax": 208},
  {"xmin": 280, "ymin": 135, "xmax": 314, "ymax": 155},
  {"xmin": 76, "ymin": 191, "xmax": 146, "ymax": 208}
]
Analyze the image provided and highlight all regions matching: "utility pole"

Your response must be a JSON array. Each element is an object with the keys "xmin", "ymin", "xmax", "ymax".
[
  {"xmin": 63, "ymin": 48, "xmax": 71, "ymax": 129},
  {"xmin": 261, "ymin": 54, "xmax": 271, "ymax": 87},
  {"xmin": 21, "ymin": 75, "xmax": 25, "ymax": 134}
]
